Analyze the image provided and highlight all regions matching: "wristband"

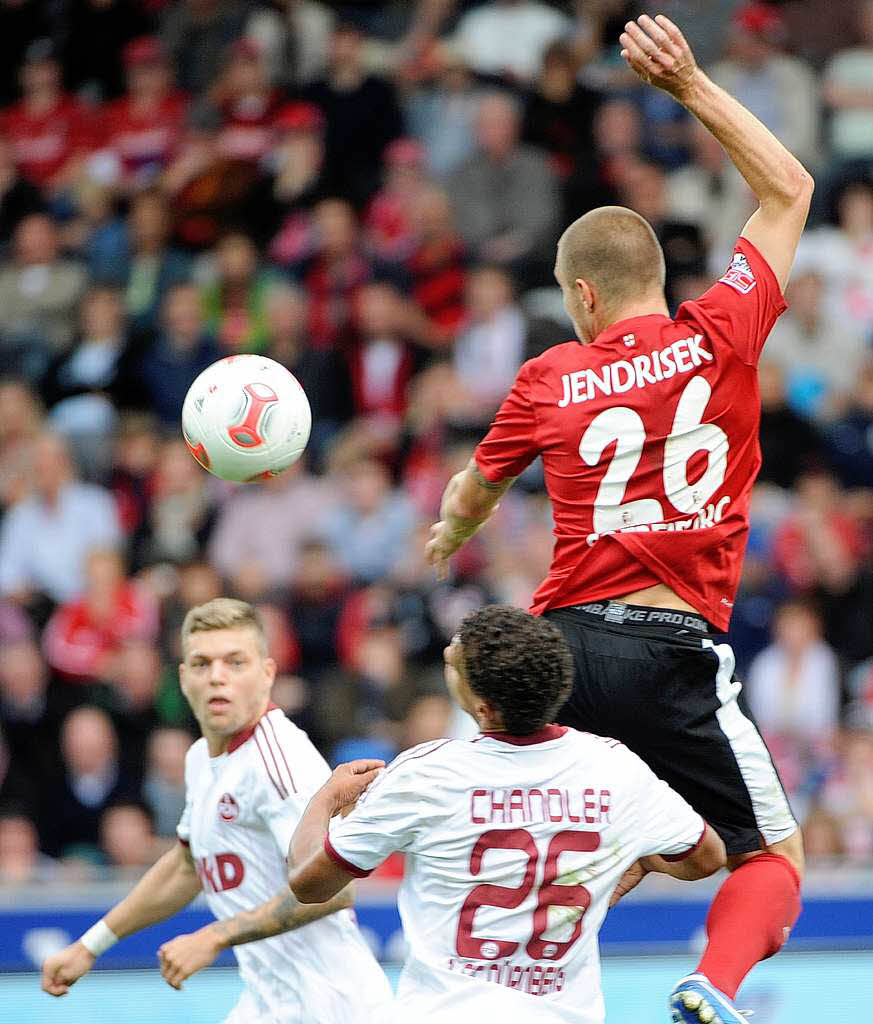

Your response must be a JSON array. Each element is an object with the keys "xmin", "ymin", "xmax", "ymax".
[{"xmin": 79, "ymin": 919, "xmax": 119, "ymax": 957}]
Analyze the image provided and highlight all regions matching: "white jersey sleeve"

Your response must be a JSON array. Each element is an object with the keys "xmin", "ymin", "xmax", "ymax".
[
  {"xmin": 326, "ymin": 742, "xmax": 446, "ymax": 876},
  {"xmin": 618, "ymin": 745, "xmax": 706, "ymax": 859}
]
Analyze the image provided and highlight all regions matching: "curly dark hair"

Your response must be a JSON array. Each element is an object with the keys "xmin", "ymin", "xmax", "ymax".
[{"xmin": 458, "ymin": 605, "xmax": 573, "ymax": 735}]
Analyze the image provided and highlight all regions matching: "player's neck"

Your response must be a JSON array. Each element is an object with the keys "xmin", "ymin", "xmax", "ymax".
[
  {"xmin": 589, "ymin": 294, "xmax": 670, "ymax": 341},
  {"xmin": 204, "ymin": 702, "xmax": 272, "ymax": 757}
]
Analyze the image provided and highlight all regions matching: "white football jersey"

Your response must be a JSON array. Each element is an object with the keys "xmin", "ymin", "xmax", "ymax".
[
  {"xmin": 177, "ymin": 705, "xmax": 392, "ymax": 1024},
  {"xmin": 327, "ymin": 725, "xmax": 705, "ymax": 1024}
]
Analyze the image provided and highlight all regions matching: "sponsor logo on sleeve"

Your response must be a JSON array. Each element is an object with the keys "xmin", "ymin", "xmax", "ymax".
[{"xmin": 719, "ymin": 251, "xmax": 756, "ymax": 294}]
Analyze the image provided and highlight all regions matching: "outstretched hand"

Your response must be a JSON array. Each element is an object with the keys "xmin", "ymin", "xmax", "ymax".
[
  {"xmin": 323, "ymin": 759, "xmax": 385, "ymax": 817},
  {"xmin": 619, "ymin": 14, "xmax": 698, "ymax": 99}
]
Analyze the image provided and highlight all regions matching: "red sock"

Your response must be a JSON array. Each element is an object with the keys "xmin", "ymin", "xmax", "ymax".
[{"xmin": 696, "ymin": 853, "xmax": 801, "ymax": 999}]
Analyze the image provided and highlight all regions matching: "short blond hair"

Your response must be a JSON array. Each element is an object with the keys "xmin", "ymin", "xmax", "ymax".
[
  {"xmin": 557, "ymin": 206, "xmax": 666, "ymax": 319},
  {"xmin": 181, "ymin": 598, "xmax": 267, "ymax": 658}
]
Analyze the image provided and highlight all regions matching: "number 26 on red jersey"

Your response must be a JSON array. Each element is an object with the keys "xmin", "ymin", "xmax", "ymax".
[{"xmin": 580, "ymin": 373, "xmax": 728, "ymax": 539}]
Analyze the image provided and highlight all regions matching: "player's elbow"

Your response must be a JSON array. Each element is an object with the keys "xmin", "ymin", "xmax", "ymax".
[
  {"xmin": 287, "ymin": 868, "xmax": 324, "ymax": 904},
  {"xmin": 684, "ymin": 826, "xmax": 727, "ymax": 880}
]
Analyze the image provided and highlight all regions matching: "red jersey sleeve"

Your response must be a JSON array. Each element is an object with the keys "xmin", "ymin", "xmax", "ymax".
[
  {"xmin": 678, "ymin": 236, "xmax": 787, "ymax": 366},
  {"xmin": 474, "ymin": 360, "xmax": 539, "ymax": 482}
]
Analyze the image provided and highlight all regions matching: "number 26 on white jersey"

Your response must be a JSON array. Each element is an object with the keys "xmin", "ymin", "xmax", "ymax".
[{"xmin": 579, "ymin": 374, "xmax": 728, "ymax": 535}]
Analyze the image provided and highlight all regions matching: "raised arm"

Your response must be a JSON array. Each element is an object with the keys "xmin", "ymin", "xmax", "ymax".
[
  {"xmin": 41, "ymin": 841, "xmax": 202, "ymax": 996},
  {"xmin": 620, "ymin": 14, "xmax": 813, "ymax": 290}
]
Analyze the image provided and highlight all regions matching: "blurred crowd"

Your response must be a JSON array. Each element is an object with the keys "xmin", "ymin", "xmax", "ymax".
[{"xmin": 1, "ymin": 0, "xmax": 873, "ymax": 883}]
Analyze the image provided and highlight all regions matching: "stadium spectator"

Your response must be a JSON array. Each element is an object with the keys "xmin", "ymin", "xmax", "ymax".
[
  {"xmin": 364, "ymin": 138, "xmax": 430, "ymax": 265},
  {"xmin": 710, "ymin": 3, "xmax": 820, "ymax": 171},
  {"xmin": 747, "ymin": 600, "xmax": 841, "ymax": 754},
  {"xmin": 522, "ymin": 39, "xmax": 602, "ymax": 201},
  {"xmin": 42, "ymin": 548, "xmax": 159, "ymax": 684},
  {"xmin": 249, "ymin": 101, "xmax": 327, "ymax": 256},
  {"xmin": 0, "ymin": 431, "xmax": 121, "ymax": 607},
  {"xmin": 47, "ymin": 705, "xmax": 140, "ymax": 858},
  {"xmin": 286, "ymin": 538, "xmax": 349, "ymax": 680},
  {"xmin": 208, "ymin": 460, "xmax": 336, "ymax": 597},
  {"xmin": 0, "ymin": 640, "xmax": 62, "ymax": 837},
  {"xmin": 0, "ymin": 39, "xmax": 96, "ymax": 192},
  {"xmin": 102, "ymin": 37, "xmax": 188, "ymax": 191},
  {"xmin": 823, "ymin": 0, "xmax": 873, "ymax": 163},
  {"xmin": 136, "ymin": 283, "xmax": 220, "ymax": 426},
  {"xmin": 757, "ymin": 362, "xmax": 826, "ymax": 491},
  {"xmin": 137, "ymin": 439, "xmax": 217, "ymax": 567},
  {"xmin": 453, "ymin": 264, "xmax": 528, "ymax": 414},
  {"xmin": 764, "ymin": 269, "xmax": 868, "ymax": 421},
  {"xmin": 40, "ymin": 286, "xmax": 137, "ymax": 476},
  {"xmin": 0, "ymin": 813, "xmax": 57, "ymax": 883},
  {"xmin": 122, "ymin": 190, "xmax": 192, "ymax": 332},
  {"xmin": 406, "ymin": 185, "xmax": 467, "ymax": 344},
  {"xmin": 263, "ymin": 281, "xmax": 354, "ymax": 457},
  {"xmin": 820, "ymin": 729, "xmax": 873, "ymax": 860},
  {"xmin": 201, "ymin": 231, "xmax": 277, "ymax": 353},
  {"xmin": 448, "ymin": 90, "xmax": 559, "ymax": 284},
  {"xmin": 453, "ymin": 0, "xmax": 574, "ymax": 83},
  {"xmin": 212, "ymin": 37, "xmax": 284, "ymax": 165},
  {"xmin": 160, "ymin": 0, "xmax": 250, "ymax": 96},
  {"xmin": 798, "ymin": 178, "xmax": 873, "ymax": 335},
  {"xmin": 305, "ymin": 19, "xmax": 404, "ymax": 206},
  {"xmin": 749, "ymin": 611, "xmax": 837, "ymax": 828},
  {"xmin": 304, "ymin": 198, "xmax": 371, "ymax": 348},
  {"xmin": 0, "ymin": 378, "xmax": 44, "ymax": 509},
  {"xmin": 142, "ymin": 727, "xmax": 191, "ymax": 838},
  {"xmin": 772, "ymin": 471, "xmax": 867, "ymax": 594},
  {"xmin": 162, "ymin": 106, "xmax": 262, "ymax": 251},
  {"xmin": 99, "ymin": 802, "xmax": 162, "ymax": 870},
  {"xmin": 62, "ymin": 0, "xmax": 150, "ymax": 102},
  {"xmin": 404, "ymin": 43, "xmax": 481, "ymax": 178},
  {"xmin": 0, "ymin": 214, "xmax": 88, "ymax": 379},
  {"xmin": 828, "ymin": 360, "xmax": 873, "ymax": 488},
  {"xmin": 346, "ymin": 280, "xmax": 419, "ymax": 422},
  {"xmin": 323, "ymin": 456, "xmax": 415, "ymax": 584}
]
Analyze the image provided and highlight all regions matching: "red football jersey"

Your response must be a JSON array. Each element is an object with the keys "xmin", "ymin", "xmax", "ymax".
[
  {"xmin": 474, "ymin": 237, "xmax": 786, "ymax": 630},
  {"xmin": 1, "ymin": 97, "xmax": 96, "ymax": 187},
  {"xmin": 102, "ymin": 93, "xmax": 187, "ymax": 179}
]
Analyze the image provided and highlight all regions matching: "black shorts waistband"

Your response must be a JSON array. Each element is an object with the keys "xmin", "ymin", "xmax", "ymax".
[{"xmin": 560, "ymin": 601, "xmax": 717, "ymax": 635}]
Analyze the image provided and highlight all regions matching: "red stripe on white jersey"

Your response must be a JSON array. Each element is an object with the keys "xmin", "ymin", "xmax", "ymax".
[
  {"xmin": 263, "ymin": 713, "xmax": 297, "ymax": 793},
  {"xmin": 253, "ymin": 727, "xmax": 288, "ymax": 799}
]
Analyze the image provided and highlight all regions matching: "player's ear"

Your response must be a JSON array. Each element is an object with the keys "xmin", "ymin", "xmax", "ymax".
[
  {"xmin": 575, "ymin": 278, "xmax": 594, "ymax": 313},
  {"xmin": 263, "ymin": 657, "xmax": 277, "ymax": 686}
]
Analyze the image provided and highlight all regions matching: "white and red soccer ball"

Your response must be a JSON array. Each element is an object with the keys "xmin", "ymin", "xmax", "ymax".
[{"xmin": 181, "ymin": 355, "xmax": 312, "ymax": 483}]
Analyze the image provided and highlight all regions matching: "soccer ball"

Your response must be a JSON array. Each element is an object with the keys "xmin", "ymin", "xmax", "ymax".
[{"xmin": 181, "ymin": 355, "xmax": 312, "ymax": 483}]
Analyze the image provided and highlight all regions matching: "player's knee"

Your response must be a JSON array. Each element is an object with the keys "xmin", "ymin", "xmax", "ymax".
[
  {"xmin": 769, "ymin": 829, "xmax": 805, "ymax": 881},
  {"xmin": 727, "ymin": 831, "xmax": 805, "ymax": 881}
]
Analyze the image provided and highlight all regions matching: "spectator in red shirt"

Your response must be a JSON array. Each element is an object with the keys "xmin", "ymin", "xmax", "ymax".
[
  {"xmin": 305, "ymin": 198, "xmax": 371, "ymax": 349},
  {"xmin": 407, "ymin": 185, "xmax": 467, "ymax": 345},
  {"xmin": 213, "ymin": 37, "xmax": 284, "ymax": 165},
  {"xmin": 42, "ymin": 547, "xmax": 159, "ymax": 683},
  {"xmin": 0, "ymin": 39, "xmax": 96, "ymax": 192},
  {"xmin": 364, "ymin": 138, "xmax": 430, "ymax": 266},
  {"xmin": 102, "ymin": 37, "xmax": 187, "ymax": 191}
]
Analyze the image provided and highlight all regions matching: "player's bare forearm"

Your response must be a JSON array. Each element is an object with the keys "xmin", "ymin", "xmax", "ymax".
[
  {"xmin": 206, "ymin": 884, "xmax": 353, "ymax": 950},
  {"xmin": 104, "ymin": 841, "xmax": 202, "ymax": 939},
  {"xmin": 621, "ymin": 15, "xmax": 812, "ymax": 287},
  {"xmin": 426, "ymin": 460, "xmax": 515, "ymax": 575}
]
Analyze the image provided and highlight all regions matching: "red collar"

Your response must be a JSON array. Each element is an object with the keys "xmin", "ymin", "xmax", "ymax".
[
  {"xmin": 591, "ymin": 313, "xmax": 670, "ymax": 347},
  {"xmin": 227, "ymin": 703, "xmax": 281, "ymax": 754},
  {"xmin": 479, "ymin": 724, "xmax": 568, "ymax": 746}
]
